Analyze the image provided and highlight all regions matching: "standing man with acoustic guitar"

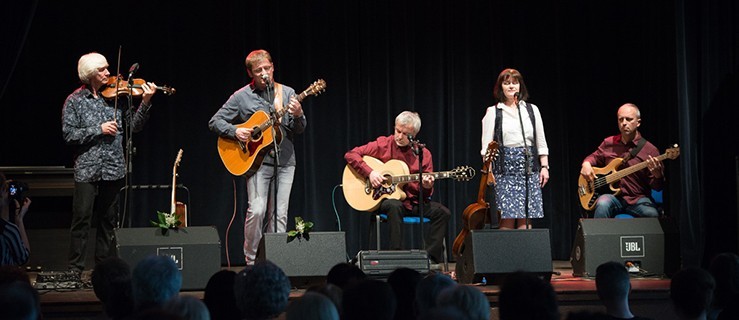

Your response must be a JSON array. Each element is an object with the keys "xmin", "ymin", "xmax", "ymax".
[
  {"xmin": 344, "ymin": 111, "xmax": 450, "ymax": 265},
  {"xmin": 209, "ymin": 49, "xmax": 305, "ymax": 265},
  {"xmin": 580, "ymin": 103, "xmax": 664, "ymax": 218}
]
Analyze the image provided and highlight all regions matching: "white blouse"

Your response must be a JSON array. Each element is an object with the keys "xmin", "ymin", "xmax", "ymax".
[{"xmin": 481, "ymin": 101, "xmax": 549, "ymax": 157}]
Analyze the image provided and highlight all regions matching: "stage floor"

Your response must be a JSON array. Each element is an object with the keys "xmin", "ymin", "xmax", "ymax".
[{"xmin": 34, "ymin": 260, "xmax": 676, "ymax": 320}]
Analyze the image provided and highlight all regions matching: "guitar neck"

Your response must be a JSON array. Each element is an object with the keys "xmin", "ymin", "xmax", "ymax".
[
  {"xmin": 171, "ymin": 172, "xmax": 177, "ymax": 214},
  {"xmin": 274, "ymin": 88, "xmax": 313, "ymax": 119},
  {"xmin": 605, "ymin": 152, "xmax": 669, "ymax": 183},
  {"xmin": 390, "ymin": 171, "xmax": 456, "ymax": 183},
  {"xmin": 263, "ymin": 91, "xmax": 313, "ymax": 132}
]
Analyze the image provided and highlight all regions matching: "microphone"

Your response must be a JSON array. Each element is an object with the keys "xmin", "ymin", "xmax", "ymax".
[
  {"xmin": 514, "ymin": 91, "xmax": 522, "ymax": 101},
  {"xmin": 127, "ymin": 63, "xmax": 139, "ymax": 81},
  {"xmin": 407, "ymin": 134, "xmax": 415, "ymax": 142},
  {"xmin": 261, "ymin": 73, "xmax": 270, "ymax": 85}
]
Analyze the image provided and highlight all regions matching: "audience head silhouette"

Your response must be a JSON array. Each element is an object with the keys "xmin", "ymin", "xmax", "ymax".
[
  {"xmin": 387, "ymin": 267, "xmax": 422, "ymax": 320},
  {"xmin": 163, "ymin": 295, "xmax": 211, "ymax": 320},
  {"xmin": 0, "ymin": 280, "xmax": 40, "ymax": 320},
  {"xmin": 670, "ymin": 267, "xmax": 715, "ymax": 319},
  {"xmin": 326, "ymin": 262, "xmax": 366, "ymax": 290},
  {"xmin": 499, "ymin": 271, "xmax": 559, "ymax": 320},
  {"xmin": 234, "ymin": 260, "xmax": 291, "ymax": 320},
  {"xmin": 708, "ymin": 252, "xmax": 739, "ymax": 311},
  {"xmin": 436, "ymin": 285, "xmax": 490, "ymax": 320},
  {"xmin": 132, "ymin": 255, "xmax": 183, "ymax": 310},
  {"xmin": 305, "ymin": 283, "xmax": 343, "ymax": 315},
  {"xmin": 414, "ymin": 272, "xmax": 457, "ymax": 318},
  {"xmin": 286, "ymin": 291, "xmax": 339, "ymax": 320},
  {"xmin": 204, "ymin": 269, "xmax": 240, "ymax": 320},
  {"xmin": 342, "ymin": 279, "xmax": 396, "ymax": 320},
  {"xmin": 595, "ymin": 261, "xmax": 630, "ymax": 301},
  {"xmin": 92, "ymin": 257, "xmax": 134, "ymax": 320}
]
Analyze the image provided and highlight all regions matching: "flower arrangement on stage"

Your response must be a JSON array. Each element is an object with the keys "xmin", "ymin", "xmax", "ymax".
[
  {"xmin": 151, "ymin": 211, "xmax": 183, "ymax": 233},
  {"xmin": 287, "ymin": 216, "xmax": 313, "ymax": 243}
]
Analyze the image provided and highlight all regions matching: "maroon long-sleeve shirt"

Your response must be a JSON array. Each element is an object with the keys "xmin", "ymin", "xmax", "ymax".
[
  {"xmin": 582, "ymin": 132, "xmax": 664, "ymax": 205},
  {"xmin": 345, "ymin": 135, "xmax": 434, "ymax": 210}
]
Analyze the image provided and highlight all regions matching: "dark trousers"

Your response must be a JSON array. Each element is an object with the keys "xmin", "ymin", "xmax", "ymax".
[
  {"xmin": 379, "ymin": 199, "xmax": 450, "ymax": 263},
  {"xmin": 68, "ymin": 179, "xmax": 123, "ymax": 271}
]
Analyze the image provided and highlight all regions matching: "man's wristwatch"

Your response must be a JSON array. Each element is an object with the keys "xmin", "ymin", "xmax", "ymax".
[{"xmin": 541, "ymin": 165, "xmax": 550, "ymax": 170}]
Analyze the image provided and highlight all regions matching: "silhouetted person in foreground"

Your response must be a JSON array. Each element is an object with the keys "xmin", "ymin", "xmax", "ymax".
[
  {"xmin": 131, "ymin": 255, "xmax": 182, "ymax": 314},
  {"xmin": 92, "ymin": 257, "xmax": 134, "ymax": 320},
  {"xmin": 595, "ymin": 261, "xmax": 652, "ymax": 320},
  {"xmin": 234, "ymin": 260, "xmax": 291, "ymax": 320},
  {"xmin": 204, "ymin": 269, "xmax": 240, "ymax": 320},
  {"xmin": 670, "ymin": 267, "xmax": 715, "ymax": 320},
  {"xmin": 499, "ymin": 271, "xmax": 559, "ymax": 320},
  {"xmin": 708, "ymin": 252, "xmax": 739, "ymax": 320},
  {"xmin": 342, "ymin": 279, "xmax": 396, "ymax": 320}
]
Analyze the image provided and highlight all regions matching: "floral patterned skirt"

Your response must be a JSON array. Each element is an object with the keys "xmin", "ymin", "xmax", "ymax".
[{"xmin": 493, "ymin": 147, "xmax": 543, "ymax": 219}]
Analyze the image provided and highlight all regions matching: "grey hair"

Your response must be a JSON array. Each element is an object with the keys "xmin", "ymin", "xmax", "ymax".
[
  {"xmin": 395, "ymin": 111, "xmax": 421, "ymax": 134},
  {"xmin": 77, "ymin": 52, "xmax": 108, "ymax": 84}
]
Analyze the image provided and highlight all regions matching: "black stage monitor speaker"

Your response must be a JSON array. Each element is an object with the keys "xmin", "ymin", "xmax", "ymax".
[
  {"xmin": 357, "ymin": 250, "xmax": 430, "ymax": 279},
  {"xmin": 115, "ymin": 226, "xmax": 221, "ymax": 290},
  {"xmin": 570, "ymin": 218, "xmax": 664, "ymax": 277},
  {"xmin": 456, "ymin": 229, "xmax": 552, "ymax": 284},
  {"xmin": 257, "ymin": 232, "xmax": 347, "ymax": 287}
]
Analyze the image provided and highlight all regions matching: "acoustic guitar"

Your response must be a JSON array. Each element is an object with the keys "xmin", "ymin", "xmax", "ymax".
[
  {"xmin": 577, "ymin": 144, "xmax": 679, "ymax": 211},
  {"xmin": 217, "ymin": 79, "xmax": 326, "ymax": 176},
  {"xmin": 171, "ymin": 149, "xmax": 187, "ymax": 227},
  {"xmin": 452, "ymin": 141, "xmax": 498, "ymax": 258},
  {"xmin": 342, "ymin": 156, "xmax": 475, "ymax": 212}
]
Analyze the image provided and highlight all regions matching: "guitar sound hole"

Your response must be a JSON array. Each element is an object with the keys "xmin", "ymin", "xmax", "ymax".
[{"xmin": 251, "ymin": 127, "xmax": 262, "ymax": 140}]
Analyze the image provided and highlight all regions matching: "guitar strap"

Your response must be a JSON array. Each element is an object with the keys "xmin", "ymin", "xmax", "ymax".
[
  {"xmin": 623, "ymin": 138, "xmax": 646, "ymax": 162},
  {"xmin": 273, "ymin": 83, "xmax": 284, "ymax": 121}
]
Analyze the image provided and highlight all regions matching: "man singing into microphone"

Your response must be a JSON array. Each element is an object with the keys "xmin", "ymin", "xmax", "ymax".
[
  {"xmin": 344, "ymin": 111, "xmax": 450, "ymax": 265},
  {"xmin": 62, "ymin": 52, "xmax": 158, "ymax": 273},
  {"xmin": 481, "ymin": 68, "xmax": 550, "ymax": 229},
  {"xmin": 209, "ymin": 49, "xmax": 305, "ymax": 265}
]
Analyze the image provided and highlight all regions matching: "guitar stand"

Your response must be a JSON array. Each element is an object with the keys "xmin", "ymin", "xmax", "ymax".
[{"xmin": 118, "ymin": 184, "xmax": 191, "ymax": 228}]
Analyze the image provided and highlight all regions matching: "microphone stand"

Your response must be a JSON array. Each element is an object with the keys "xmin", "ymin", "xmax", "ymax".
[
  {"xmin": 265, "ymin": 81, "xmax": 281, "ymax": 234},
  {"xmin": 410, "ymin": 137, "xmax": 426, "ymax": 254},
  {"xmin": 123, "ymin": 75, "xmax": 136, "ymax": 228},
  {"xmin": 515, "ymin": 97, "xmax": 531, "ymax": 229}
]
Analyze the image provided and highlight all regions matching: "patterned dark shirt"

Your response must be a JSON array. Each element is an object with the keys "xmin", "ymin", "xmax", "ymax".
[
  {"xmin": 1, "ymin": 218, "xmax": 29, "ymax": 266},
  {"xmin": 62, "ymin": 85, "xmax": 151, "ymax": 182}
]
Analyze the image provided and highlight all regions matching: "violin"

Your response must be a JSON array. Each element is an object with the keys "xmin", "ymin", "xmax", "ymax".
[
  {"xmin": 452, "ymin": 140, "xmax": 499, "ymax": 258},
  {"xmin": 101, "ymin": 75, "xmax": 176, "ymax": 99}
]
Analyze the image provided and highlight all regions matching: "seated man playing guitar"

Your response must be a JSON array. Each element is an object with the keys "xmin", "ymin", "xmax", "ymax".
[
  {"xmin": 580, "ymin": 103, "xmax": 665, "ymax": 218},
  {"xmin": 344, "ymin": 111, "xmax": 450, "ymax": 264}
]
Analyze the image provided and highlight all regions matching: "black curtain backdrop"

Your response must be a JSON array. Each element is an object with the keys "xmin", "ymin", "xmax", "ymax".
[{"xmin": 1, "ymin": 0, "xmax": 736, "ymax": 267}]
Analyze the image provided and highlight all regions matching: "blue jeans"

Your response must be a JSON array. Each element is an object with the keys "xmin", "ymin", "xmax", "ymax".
[
  {"xmin": 593, "ymin": 194, "xmax": 659, "ymax": 218},
  {"xmin": 243, "ymin": 163, "xmax": 296, "ymax": 264}
]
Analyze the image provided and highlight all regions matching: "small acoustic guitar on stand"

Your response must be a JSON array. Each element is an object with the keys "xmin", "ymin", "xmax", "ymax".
[
  {"xmin": 171, "ymin": 149, "xmax": 187, "ymax": 227},
  {"xmin": 452, "ymin": 141, "xmax": 498, "ymax": 258}
]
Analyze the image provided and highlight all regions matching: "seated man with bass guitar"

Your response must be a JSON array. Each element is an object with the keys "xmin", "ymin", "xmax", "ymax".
[
  {"xmin": 579, "ymin": 103, "xmax": 674, "ymax": 218},
  {"xmin": 344, "ymin": 111, "xmax": 451, "ymax": 264}
]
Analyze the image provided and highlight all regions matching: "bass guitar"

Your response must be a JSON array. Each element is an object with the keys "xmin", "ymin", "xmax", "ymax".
[
  {"xmin": 217, "ymin": 79, "xmax": 326, "ymax": 176},
  {"xmin": 171, "ymin": 149, "xmax": 187, "ymax": 227},
  {"xmin": 577, "ymin": 144, "xmax": 679, "ymax": 211},
  {"xmin": 452, "ymin": 141, "xmax": 498, "ymax": 258},
  {"xmin": 342, "ymin": 156, "xmax": 475, "ymax": 212}
]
